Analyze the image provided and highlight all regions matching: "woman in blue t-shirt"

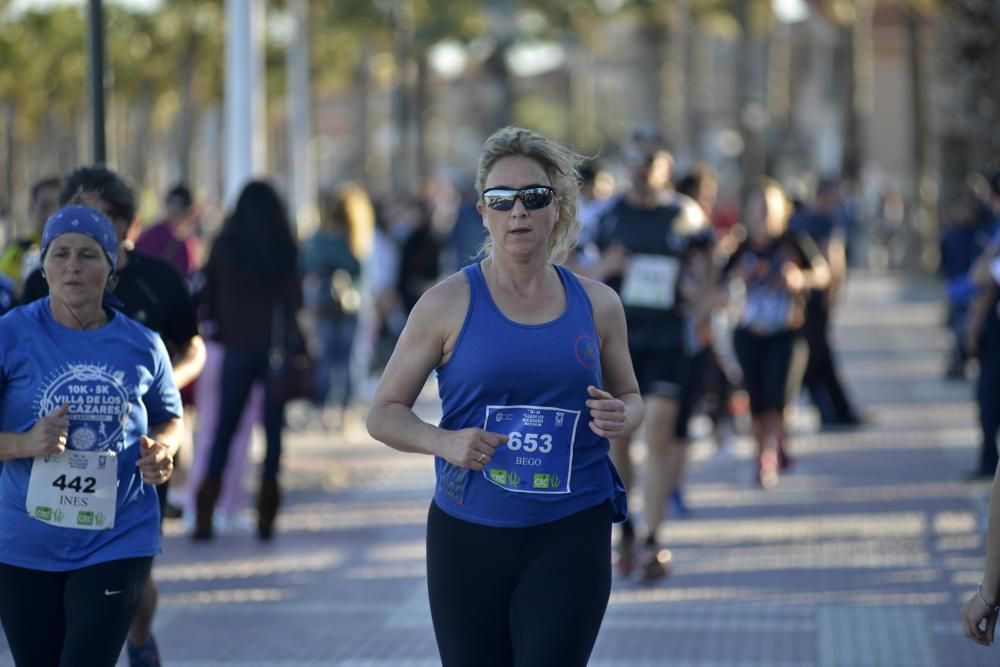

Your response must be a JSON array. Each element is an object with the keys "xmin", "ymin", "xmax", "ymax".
[
  {"xmin": 0, "ymin": 206, "xmax": 182, "ymax": 667},
  {"xmin": 367, "ymin": 127, "xmax": 644, "ymax": 667}
]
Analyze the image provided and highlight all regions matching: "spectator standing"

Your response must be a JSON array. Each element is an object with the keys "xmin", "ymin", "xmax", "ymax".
[
  {"xmin": 303, "ymin": 185, "xmax": 365, "ymax": 427},
  {"xmin": 964, "ymin": 170, "xmax": 1000, "ymax": 480},
  {"xmin": 134, "ymin": 184, "xmax": 202, "ymax": 282},
  {"xmin": 193, "ymin": 181, "xmax": 303, "ymax": 541},
  {"xmin": 0, "ymin": 177, "xmax": 61, "ymax": 299},
  {"xmin": 789, "ymin": 179, "xmax": 864, "ymax": 428}
]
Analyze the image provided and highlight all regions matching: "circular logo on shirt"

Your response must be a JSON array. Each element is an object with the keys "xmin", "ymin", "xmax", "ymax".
[
  {"xmin": 574, "ymin": 334, "xmax": 599, "ymax": 370},
  {"xmin": 36, "ymin": 364, "xmax": 130, "ymax": 452},
  {"xmin": 71, "ymin": 426, "xmax": 99, "ymax": 450}
]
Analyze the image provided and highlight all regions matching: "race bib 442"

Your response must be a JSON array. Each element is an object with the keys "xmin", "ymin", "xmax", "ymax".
[{"xmin": 26, "ymin": 450, "xmax": 117, "ymax": 530}]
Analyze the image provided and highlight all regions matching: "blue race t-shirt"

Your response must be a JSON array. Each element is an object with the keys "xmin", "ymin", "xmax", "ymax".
[
  {"xmin": 0, "ymin": 298, "xmax": 182, "ymax": 571},
  {"xmin": 433, "ymin": 263, "xmax": 627, "ymax": 528}
]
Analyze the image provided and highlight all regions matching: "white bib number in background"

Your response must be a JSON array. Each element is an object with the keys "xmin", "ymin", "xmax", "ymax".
[
  {"xmin": 26, "ymin": 450, "xmax": 117, "ymax": 530},
  {"xmin": 621, "ymin": 255, "xmax": 680, "ymax": 309}
]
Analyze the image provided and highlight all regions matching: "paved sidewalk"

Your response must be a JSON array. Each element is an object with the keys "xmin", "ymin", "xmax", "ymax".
[{"xmin": 1, "ymin": 271, "xmax": 997, "ymax": 666}]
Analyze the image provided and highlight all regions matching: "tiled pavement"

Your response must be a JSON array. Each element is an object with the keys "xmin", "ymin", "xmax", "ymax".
[{"xmin": 2, "ymin": 270, "xmax": 998, "ymax": 666}]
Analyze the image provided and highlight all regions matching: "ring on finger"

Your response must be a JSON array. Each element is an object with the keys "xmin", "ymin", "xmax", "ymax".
[{"xmin": 478, "ymin": 453, "xmax": 486, "ymax": 464}]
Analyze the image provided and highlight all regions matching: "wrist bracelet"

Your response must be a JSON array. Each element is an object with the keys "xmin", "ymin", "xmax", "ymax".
[{"xmin": 978, "ymin": 583, "xmax": 1000, "ymax": 612}]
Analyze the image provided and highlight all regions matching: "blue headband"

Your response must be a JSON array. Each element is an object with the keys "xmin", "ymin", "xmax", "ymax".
[{"xmin": 40, "ymin": 205, "xmax": 118, "ymax": 270}]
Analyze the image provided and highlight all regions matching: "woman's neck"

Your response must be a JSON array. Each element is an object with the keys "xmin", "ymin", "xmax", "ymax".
[
  {"xmin": 483, "ymin": 254, "xmax": 553, "ymax": 296},
  {"xmin": 49, "ymin": 298, "xmax": 108, "ymax": 331}
]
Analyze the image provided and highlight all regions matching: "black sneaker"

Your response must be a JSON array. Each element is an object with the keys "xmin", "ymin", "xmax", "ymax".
[
  {"xmin": 639, "ymin": 544, "xmax": 672, "ymax": 581},
  {"xmin": 821, "ymin": 414, "xmax": 867, "ymax": 432}
]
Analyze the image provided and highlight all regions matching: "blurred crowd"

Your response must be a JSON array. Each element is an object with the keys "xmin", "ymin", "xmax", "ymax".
[
  {"xmin": 13, "ymin": 124, "xmax": 1000, "ymax": 667},
  {"xmin": 0, "ymin": 126, "xmax": 883, "ymax": 547}
]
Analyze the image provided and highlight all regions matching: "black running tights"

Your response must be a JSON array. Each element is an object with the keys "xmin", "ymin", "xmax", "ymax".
[
  {"xmin": 0, "ymin": 557, "xmax": 152, "ymax": 667},
  {"xmin": 426, "ymin": 501, "xmax": 612, "ymax": 667}
]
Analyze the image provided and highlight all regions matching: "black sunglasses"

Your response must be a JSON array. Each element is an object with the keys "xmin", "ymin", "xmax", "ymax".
[{"xmin": 482, "ymin": 186, "xmax": 555, "ymax": 211}]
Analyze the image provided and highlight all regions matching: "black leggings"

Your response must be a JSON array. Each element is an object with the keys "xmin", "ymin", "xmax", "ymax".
[
  {"xmin": 733, "ymin": 328, "xmax": 800, "ymax": 415},
  {"xmin": 209, "ymin": 348, "xmax": 285, "ymax": 481},
  {"xmin": 426, "ymin": 501, "xmax": 612, "ymax": 667},
  {"xmin": 0, "ymin": 557, "xmax": 152, "ymax": 667}
]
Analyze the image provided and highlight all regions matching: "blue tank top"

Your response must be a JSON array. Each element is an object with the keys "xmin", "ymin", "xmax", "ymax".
[{"xmin": 434, "ymin": 263, "xmax": 627, "ymax": 527}]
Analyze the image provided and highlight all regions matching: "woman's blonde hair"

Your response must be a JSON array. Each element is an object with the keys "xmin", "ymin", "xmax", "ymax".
[
  {"xmin": 321, "ymin": 182, "xmax": 375, "ymax": 260},
  {"xmin": 475, "ymin": 126, "xmax": 583, "ymax": 264},
  {"xmin": 746, "ymin": 176, "xmax": 792, "ymax": 237}
]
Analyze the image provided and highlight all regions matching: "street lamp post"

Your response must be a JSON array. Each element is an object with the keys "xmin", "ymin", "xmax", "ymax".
[
  {"xmin": 287, "ymin": 0, "xmax": 316, "ymax": 234},
  {"xmin": 224, "ymin": 0, "xmax": 266, "ymax": 208},
  {"xmin": 87, "ymin": 0, "xmax": 106, "ymax": 164}
]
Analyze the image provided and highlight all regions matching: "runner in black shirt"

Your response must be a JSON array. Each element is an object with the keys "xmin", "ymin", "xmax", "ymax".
[{"xmin": 592, "ymin": 129, "xmax": 700, "ymax": 580}]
